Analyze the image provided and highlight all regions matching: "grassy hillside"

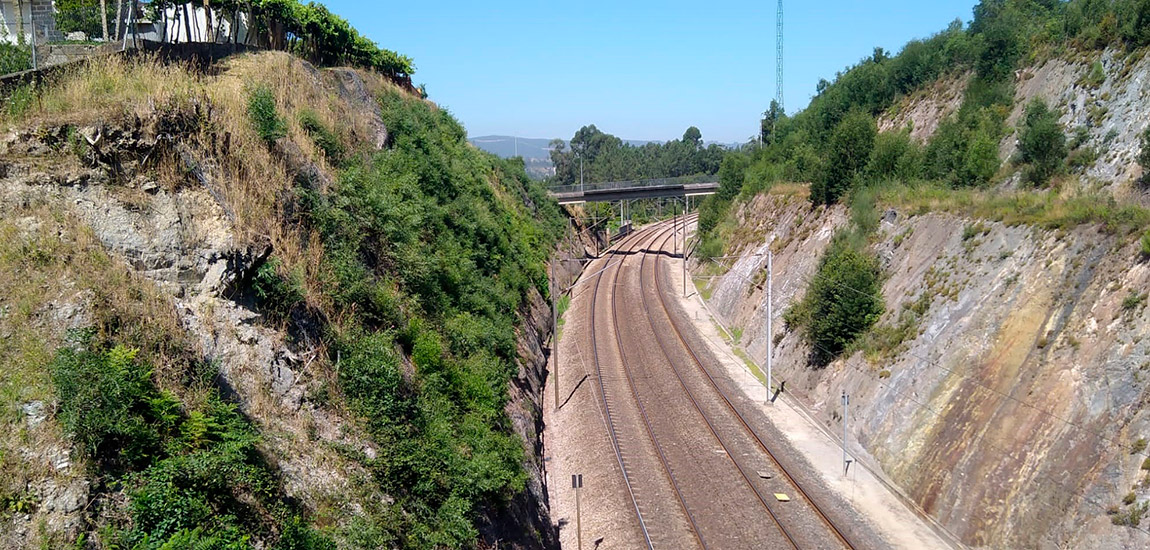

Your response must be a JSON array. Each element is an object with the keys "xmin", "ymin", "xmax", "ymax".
[{"xmin": 0, "ymin": 50, "xmax": 564, "ymax": 549}]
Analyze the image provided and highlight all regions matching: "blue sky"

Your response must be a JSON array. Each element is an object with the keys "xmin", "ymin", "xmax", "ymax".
[{"xmin": 322, "ymin": 1, "xmax": 979, "ymax": 143}]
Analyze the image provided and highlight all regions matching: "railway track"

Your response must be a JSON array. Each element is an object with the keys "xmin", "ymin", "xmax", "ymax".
[
  {"xmin": 587, "ymin": 220, "xmax": 693, "ymax": 549},
  {"xmin": 644, "ymin": 219, "xmax": 857, "ymax": 549},
  {"xmin": 581, "ymin": 215, "xmax": 855, "ymax": 549}
]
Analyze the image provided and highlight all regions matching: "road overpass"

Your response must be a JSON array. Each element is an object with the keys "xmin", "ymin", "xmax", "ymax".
[{"xmin": 549, "ymin": 176, "xmax": 720, "ymax": 204}]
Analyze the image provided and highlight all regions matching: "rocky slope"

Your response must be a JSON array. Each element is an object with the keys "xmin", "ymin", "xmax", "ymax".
[
  {"xmin": 0, "ymin": 52, "xmax": 566, "ymax": 548},
  {"xmin": 702, "ymin": 47, "xmax": 1150, "ymax": 549}
]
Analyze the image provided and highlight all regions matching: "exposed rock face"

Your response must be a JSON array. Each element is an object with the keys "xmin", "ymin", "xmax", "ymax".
[
  {"xmin": 703, "ymin": 192, "xmax": 1150, "ymax": 549},
  {"xmin": 1, "ymin": 70, "xmax": 566, "ymax": 548}
]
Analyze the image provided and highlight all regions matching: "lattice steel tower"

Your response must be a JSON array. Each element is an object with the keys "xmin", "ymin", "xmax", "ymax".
[{"xmin": 776, "ymin": 0, "xmax": 784, "ymax": 112}]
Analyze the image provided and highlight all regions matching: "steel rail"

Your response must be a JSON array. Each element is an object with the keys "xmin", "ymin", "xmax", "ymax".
[
  {"xmin": 637, "ymin": 226, "xmax": 801, "ymax": 549},
  {"xmin": 584, "ymin": 221, "xmax": 674, "ymax": 550},
  {"xmin": 649, "ymin": 220, "xmax": 858, "ymax": 550},
  {"xmin": 591, "ymin": 218, "xmax": 709, "ymax": 549}
]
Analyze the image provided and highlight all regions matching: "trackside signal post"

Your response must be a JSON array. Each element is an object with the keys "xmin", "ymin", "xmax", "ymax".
[
  {"xmin": 843, "ymin": 391, "xmax": 852, "ymax": 476},
  {"xmin": 572, "ymin": 474, "xmax": 584, "ymax": 550}
]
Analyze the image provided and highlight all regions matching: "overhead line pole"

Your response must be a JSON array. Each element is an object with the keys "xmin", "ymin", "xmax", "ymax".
[{"xmin": 766, "ymin": 250, "xmax": 773, "ymax": 402}]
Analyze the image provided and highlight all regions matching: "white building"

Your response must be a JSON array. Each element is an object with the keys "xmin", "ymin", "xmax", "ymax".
[{"xmin": 0, "ymin": 0, "xmax": 60, "ymax": 45}]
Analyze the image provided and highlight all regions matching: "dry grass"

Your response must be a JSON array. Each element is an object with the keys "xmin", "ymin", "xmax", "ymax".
[
  {"xmin": 879, "ymin": 181, "xmax": 1150, "ymax": 235},
  {"xmin": 3, "ymin": 51, "xmax": 420, "ymax": 327}
]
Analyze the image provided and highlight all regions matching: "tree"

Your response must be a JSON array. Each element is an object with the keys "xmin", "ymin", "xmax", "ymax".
[
  {"xmin": 716, "ymin": 153, "xmax": 750, "ymax": 201},
  {"xmin": 683, "ymin": 126, "xmax": 703, "ymax": 150},
  {"xmin": 760, "ymin": 100, "xmax": 785, "ymax": 145},
  {"xmin": 812, "ymin": 109, "xmax": 876, "ymax": 205},
  {"xmin": 787, "ymin": 239, "xmax": 884, "ymax": 367},
  {"xmin": 1018, "ymin": 98, "xmax": 1066, "ymax": 185}
]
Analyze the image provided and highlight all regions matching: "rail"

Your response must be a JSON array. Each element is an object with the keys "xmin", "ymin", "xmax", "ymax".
[{"xmin": 648, "ymin": 225, "xmax": 858, "ymax": 549}]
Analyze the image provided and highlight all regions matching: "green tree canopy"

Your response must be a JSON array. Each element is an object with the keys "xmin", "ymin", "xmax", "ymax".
[{"xmin": 1018, "ymin": 98, "xmax": 1066, "ymax": 185}]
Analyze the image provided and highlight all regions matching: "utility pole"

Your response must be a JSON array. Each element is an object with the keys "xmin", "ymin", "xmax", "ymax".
[
  {"xmin": 579, "ymin": 154, "xmax": 584, "ymax": 193},
  {"xmin": 766, "ymin": 250, "xmax": 773, "ymax": 401},
  {"xmin": 681, "ymin": 199, "xmax": 687, "ymax": 297},
  {"xmin": 551, "ymin": 260, "xmax": 559, "ymax": 409},
  {"xmin": 842, "ymin": 390, "xmax": 851, "ymax": 476}
]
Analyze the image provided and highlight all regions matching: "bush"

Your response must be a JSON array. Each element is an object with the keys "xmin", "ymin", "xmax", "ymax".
[
  {"xmin": 1139, "ymin": 126, "xmax": 1150, "ymax": 186},
  {"xmin": 252, "ymin": 257, "xmax": 304, "ymax": 321},
  {"xmin": 788, "ymin": 237, "xmax": 885, "ymax": 366},
  {"xmin": 0, "ymin": 43, "xmax": 31, "ymax": 75},
  {"xmin": 866, "ymin": 129, "xmax": 922, "ymax": 181},
  {"xmin": 1141, "ymin": 229, "xmax": 1150, "ymax": 257},
  {"xmin": 51, "ymin": 344, "xmax": 176, "ymax": 472},
  {"xmin": 1019, "ymin": 99, "xmax": 1067, "ymax": 186},
  {"xmin": 812, "ymin": 110, "xmax": 876, "ymax": 205},
  {"xmin": 54, "ymin": 0, "xmax": 116, "ymax": 39},
  {"xmin": 716, "ymin": 153, "xmax": 750, "ymax": 201},
  {"xmin": 299, "ymin": 109, "xmax": 345, "ymax": 163},
  {"xmin": 248, "ymin": 85, "xmax": 287, "ymax": 145}
]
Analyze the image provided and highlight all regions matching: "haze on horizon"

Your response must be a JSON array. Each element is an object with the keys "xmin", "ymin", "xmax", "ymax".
[{"xmin": 317, "ymin": 0, "xmax": 980, "ymax": 143}]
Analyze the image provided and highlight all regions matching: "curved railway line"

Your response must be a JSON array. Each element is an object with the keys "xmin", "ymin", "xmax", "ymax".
[
  {"xmin": 581, "ymin": 216, "xmax": 858, "ymax": 549},
  {"xmin": 588, "ymin": 221, "xmax": 699, "ymax": 549}
]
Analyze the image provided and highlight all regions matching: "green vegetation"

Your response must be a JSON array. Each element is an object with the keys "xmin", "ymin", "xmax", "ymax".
[
  {"xmin": 145, "ymin": 0, "xmax": 414, "ymax": 79},
  {"xmin": 1123, "ymin": 291, "xmax": 1147, "ymax": 312},
  {"xmin": 1141, "ymin": 229, "xmax": 1150, "ymax": 256},
  {"xmin": 248, "ymin": 85, "xmax": 288, "ymax": 144},
  {"xmin": 784, "ymin": 235, "xmax": 885, "ymax": 366},
  {"xmin": 251, "ymin": 256, "xmax": 305, "ymax": 321},
  {"xmin": 54, "ymin": 0, "xmax": 115, "ymax": 39},
  {"xmin": 0, "ymin": 43, "xmax": 31, "ymax": 75},
  {"xmin": 1018, "ymin": 99, "xmax": 1067, "ymax": 185},
  {"xmin": 548, "ymin": 125, "xmax": 724, "ymax": 185},
  {"xmin": 1140, "ymin": 126, "xmax": 1150, "ymax": 186},
  {"xmin": 812, "ymin": 109, "xmax": 876, "ymax": 205},
  {"xmin": 290, "ymin": 88, "xmax": 564, "ymax": 547},
  {"xmin": 299, "ymin": 109, "xmax": 346, "ymax": 162},
  {"xmin": 51, "ymin": 338, "xmax": 332, "ymax": 548}
]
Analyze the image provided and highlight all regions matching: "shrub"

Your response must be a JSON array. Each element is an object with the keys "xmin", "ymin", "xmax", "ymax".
[
  {"xmin": 252, "ymin": 257, "xmax": 304, "ymax": 321},
  {"xmin": 1019, "ymin": 99, "xmax": 1067, "ymax": 186},
  {"xmin": 866, "ymin": 130, "xmax": 922, "ymax": 181},
  {"xmin": 1134, "ymin": 438, "xmax": 1149, "ymax": 454},
  {"xmin": 788, "ymin": 237, "xmax": 885, "ymax": 366},
  {"xmin": 812, "ymin": 109, "xmax": 876, "ymax": 205},
  {"xmin": 54, "ymin": 0, "xmax": 116, "ymax": 39},
  {"xmin": 0, "ymin": 43, "xmax": 31, "ymax": 75},
  {"xmin": 1141, "ymin": 229, "xmax": 1150, "ymax": 257},
  {"xmin": 248, "ymin": 85, "xmax": 287, "ymax": 145},
  {"xmin": 716, "ymin": 153, "xmax": 750, "ymax": 201},
  {"xmin": 1123, "ymin": 292, "xmax": 1147, "ymax": 312},
  {"xmin": 1082, "ymin": 60, "xmax": 1106, "ymax": 88},
  {"xmin": 299, "ymin": 109, "xmax": 345, "ymax": 163},
  {"xmin": 50, "ymin": 344, "xmax": 176, "ymax": 472},
  {"xmin": 1139, "ymin": 126, "xmax": 1150, "ymax": 186}
]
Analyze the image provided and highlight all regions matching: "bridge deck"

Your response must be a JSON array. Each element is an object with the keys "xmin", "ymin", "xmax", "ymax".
[{"xmin": 550, "ymin": 181, "xmax": 719, "ymax": 204}]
